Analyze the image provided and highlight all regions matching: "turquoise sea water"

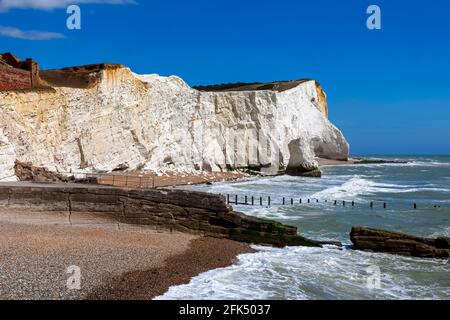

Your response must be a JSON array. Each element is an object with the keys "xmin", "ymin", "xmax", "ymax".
[{"xmin": 156, "ymin": 156, "xmax": 450, "ymax": 300}]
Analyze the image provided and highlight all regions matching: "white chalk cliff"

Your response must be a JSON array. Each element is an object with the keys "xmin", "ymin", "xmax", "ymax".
[{"xmin": 0, "ymin": 65, "xmax": 349, "ymax": 180}]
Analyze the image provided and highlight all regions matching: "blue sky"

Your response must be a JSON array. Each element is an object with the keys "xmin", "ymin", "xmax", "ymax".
[{"xmin": 0, "ymin": 0, "xmax": 449, "ymax": 155}]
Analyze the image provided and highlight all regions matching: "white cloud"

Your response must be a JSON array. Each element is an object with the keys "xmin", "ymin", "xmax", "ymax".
[
  {"xmin": 0, "ymin": 0, "xmax": 137, "ymax": 12},
  {"xmin": 0, "ymin": 25, "xmax": 65, "ymax": 40}
]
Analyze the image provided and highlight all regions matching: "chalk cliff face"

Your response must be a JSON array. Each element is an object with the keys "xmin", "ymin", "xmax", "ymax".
[
  {"xmin": 0, "ymin": 128, "xmax": 16, "ymax": 180},
  {"xmin": 0, "ymin": 65, "xmax": 348, "ymax": 180}
]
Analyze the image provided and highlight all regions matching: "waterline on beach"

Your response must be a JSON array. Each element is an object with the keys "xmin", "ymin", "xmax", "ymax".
[{"xmin": 156, "ymin": 156, "xmax": 450, "ymax": 300}]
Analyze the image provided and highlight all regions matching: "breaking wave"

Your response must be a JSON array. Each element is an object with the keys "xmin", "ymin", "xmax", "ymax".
[
  {"xmin": 155, "ymin": 246, "xmax": 450, "ymax": 300},
  {"xmin": 311, "ymin": 176, "xmax": 450, "ymax": 201},
  {"xmin": 162, "ymin": 156, "xmax": 450, "ymax": 300},
  {"xmin": 351, "ymin": 159, "xmax": 450, "ymax": 168}
]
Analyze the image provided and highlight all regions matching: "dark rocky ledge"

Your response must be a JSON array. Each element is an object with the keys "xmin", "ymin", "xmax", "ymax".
[
  {"xmin": 350, "ymin": 226, "xmax": 450, "ymax": 259},
  {"xmin": 285, "ymin": 167, "xmax": 322, "ymax": 178},
  {"xmin": 352, "ymin": 158, "xmax": 408, "ymax": 165},
  {"xmin": 0, "ymin": 184, "xmax": 328, "ymax": 248}
]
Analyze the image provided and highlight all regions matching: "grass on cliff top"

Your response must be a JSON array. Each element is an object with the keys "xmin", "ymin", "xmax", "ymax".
[{"xmin": 193, "ymin": 79, "xmax": 312, "ymax": 92}]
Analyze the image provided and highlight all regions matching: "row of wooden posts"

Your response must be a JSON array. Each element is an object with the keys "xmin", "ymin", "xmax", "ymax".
[
  {"xmin": 221, "ymin": 194, "xmax": 437, "ymax": 210},
  {"xmin": 67, "ymin": 173, "xmax": 442, "ymax": 210}
]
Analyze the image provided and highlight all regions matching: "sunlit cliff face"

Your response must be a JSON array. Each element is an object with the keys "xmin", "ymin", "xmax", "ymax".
[{"xmin": 0, "ymin": 66, "xmax": 348, "ymax": 180}]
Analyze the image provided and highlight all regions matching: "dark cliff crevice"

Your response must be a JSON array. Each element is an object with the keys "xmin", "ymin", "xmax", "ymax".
[{"xmin": 76, "ymin": 138, "xmax": 88, "ymax": 169}]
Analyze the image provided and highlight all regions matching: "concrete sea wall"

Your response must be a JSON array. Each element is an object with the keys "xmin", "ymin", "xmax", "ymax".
[{"xmin": 0, "ymin": 184, "xmax": 322, "ymax": 247}]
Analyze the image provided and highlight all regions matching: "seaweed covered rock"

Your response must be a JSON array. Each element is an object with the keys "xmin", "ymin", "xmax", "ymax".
[{"xmin": 350, "ymin": 226, "xmax": 450, "ymax": 259}]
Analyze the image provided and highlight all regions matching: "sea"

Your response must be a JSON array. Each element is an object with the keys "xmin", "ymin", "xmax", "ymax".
[{"xmin": 155, "ymin": 156, "xmax": 450, "ymax": 300}]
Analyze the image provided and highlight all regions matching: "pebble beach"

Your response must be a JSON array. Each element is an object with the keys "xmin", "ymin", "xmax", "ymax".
[{"xmin": 0, "ymin": 212, "xmax": 253, "ymax": 300}]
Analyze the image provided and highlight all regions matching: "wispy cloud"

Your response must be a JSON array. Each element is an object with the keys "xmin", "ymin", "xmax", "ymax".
[
  {"xmin": 0, "ymin": 25, "xmax": 65, "ymax": 40},
  {"xmin": 0, "ymin": 0, "xmax": 137, "ymax": 12},
  {"xmin": 0, "ymin": 1, "xmax": 137, "ymax": 40}
]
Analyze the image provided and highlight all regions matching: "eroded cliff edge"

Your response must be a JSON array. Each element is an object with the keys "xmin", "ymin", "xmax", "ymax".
[{"xmin": 0, "ymin": 64, "xmax": 349, "ymax": 180}]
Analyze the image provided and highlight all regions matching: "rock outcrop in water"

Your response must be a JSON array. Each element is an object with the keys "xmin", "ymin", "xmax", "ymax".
[
  {"xmin": 286, "ymin": 138, "xmax": 322, "ymax": 177},
  {"xmin": 350, "ymin": 226, "xmax": 450, "ymax": 258},
  {"xmin": 0, "ymin": 63, "xmax": 348, "ymax": 180}
]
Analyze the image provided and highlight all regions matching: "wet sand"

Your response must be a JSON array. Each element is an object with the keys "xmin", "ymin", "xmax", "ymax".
[
  {"xmin": 0, "ymin": 213, "xmax": 253, "ymax": 300},
  {"xmin": 317, "ymin": 158, "xmax": 355, "ymax": 166},
  {"xmin": 87, "ymin": 237, "xmax": 255, "ymax": 300}
]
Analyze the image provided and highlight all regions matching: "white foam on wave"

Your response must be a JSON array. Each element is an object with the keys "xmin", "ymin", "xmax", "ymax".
[
  {"xmin": 311, "ymin": 176, "xmax": 375, "ymax": 200},
  {"xmin": 310, "ymin": 176, "xmax": 449, "ymax": 201},
  {"xmin": 242, "ymin": 206, "xmax": 303, "ymax": 221},
  {"xmin": 155, "ymin": 246, "xmax": 450, "ymax": 300},
  {"xmin": 429, "ymin": 226, "xmax": 450, "ymax": 238},
  {"xmin": 354, "ymin": 160, "xmax": 450, "ymax": 168},
  {"xmin": 189, "ymin": 175, "xmax": 292, "ymax": 194},
  {"xmin": 164, "ymin": 159, "xmax": 450, "ymax": 300}
]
